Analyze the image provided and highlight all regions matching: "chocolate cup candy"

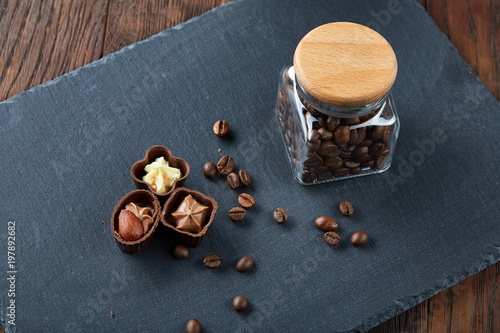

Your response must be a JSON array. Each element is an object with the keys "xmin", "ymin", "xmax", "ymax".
[
  {"xmin": 110, "ymin": 189, "xmax": 161, "ymax": 254},
  {"xmin": 130, "ymin": 145, "xmax": 190, "ymax": 204},
  {"xmin": 161, "ymin": 188, "xmax": 218, "ymax": 247}
]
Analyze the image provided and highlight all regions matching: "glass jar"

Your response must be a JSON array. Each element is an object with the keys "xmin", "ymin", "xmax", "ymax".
[{"xmin": 275, "ymin": 22, "xmax": 400, "ymax": 185}]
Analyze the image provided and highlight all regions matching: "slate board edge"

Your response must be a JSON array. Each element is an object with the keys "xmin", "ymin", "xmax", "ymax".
[
  {"xmin": 354, "ymin": 244, "xmax": 500, "ymax": 333},
  {"xmin": 0, "ymin": 0, "xmax": 499, "ymax": 332}
]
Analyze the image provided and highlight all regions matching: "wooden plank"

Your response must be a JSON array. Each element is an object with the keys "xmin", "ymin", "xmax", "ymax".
[
  {"xmin": 418, "ymin": 0, "xmax": 499, "ymax": 100},
  {"xmin": 0, "ymin": 0, "xmax": 109, "ymax": 102},
  {"xmin": 103, "ymin": 0, "xmax": 231, "ymax": 55}
]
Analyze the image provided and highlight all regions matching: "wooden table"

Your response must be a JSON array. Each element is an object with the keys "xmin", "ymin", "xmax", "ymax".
[{"xmin": 0, "ymin": 1, "xmax": 498, "ymax": 332}]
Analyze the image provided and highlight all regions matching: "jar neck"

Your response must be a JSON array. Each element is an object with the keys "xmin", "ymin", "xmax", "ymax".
[{"xmin": 295, "ymin": 73, "xmax": 389, "ymax": 118}]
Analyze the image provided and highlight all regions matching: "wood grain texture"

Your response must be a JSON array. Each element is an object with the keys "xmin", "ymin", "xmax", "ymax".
[
  {"xmin": 104, "ymin": 0, "xmax": 231, "ymax": 55},
  {"xmin": 0, "ymin": 0, "xmax": 108, "ymax": 102},
  {"xmin": 0, "ymin": 1, "xmax": 498, "ymax": 332},
  {"xmin": 294, "ymin": 22, "xmax": 398, "ymax": 107},
  {"xmin": 418, "ymin": 0, "xmax": 500, "ymax": 100}
]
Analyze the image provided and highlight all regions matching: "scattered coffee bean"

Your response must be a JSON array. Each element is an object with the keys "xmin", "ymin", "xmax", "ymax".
[
  {"xmin": 172, "ymin": 244, "xmax": 189, "ymax": 259},
  {"xmin": 203, "ymin": 254, "xmax": 221, "ymax": 268},
  {"xmin": 229, "ymin": 207, "xmax": 246, "ymax": 221},
  {"xmin": 238, "ymin": 169, "xmax": 252, "ymax": 187},
  {"xmin": 203, "ymin": 162, "xmax": 218, "ymax": 178},
  {"xmin": 273, "ymin": 208, "xmax": 288, "ymax": 224},
  {"xmin": 351, "ymin": 230, "xmax": 369, "ymax": 247},
  {"xmin": 232, "ymin": 295, "xmax": 249, "ymax": 312},
  {"xmin": 213, "ymin": 120, "xmax": 229, "ymax": 137},
  {"xmin": 238, "ymin": 193, "xmax": 255, "ymax": 208},
  {"xmin": 227, "ymin": 172, "xmax": 241, "ymax": 189},
  {"xmin": 217, "ymin": 155, "xmax": 234, "ymax": 175},
  {"xmin": 324, "ymin": 232, "xmax": 341, "ymax": 246},
  {"xmin": 314, "ymin": 216, "xmax": 338, "ymax": 232},
  {"xmin": 235, "ymin": 256, "xmax": 254, "ymax": 273},
  {"xmin": 186, "ymin": 319, "xmax": 202, "ymax": 333},
  {"xmin": 339, "ymin": 201, "xmax": 354, "ymax": 216}
]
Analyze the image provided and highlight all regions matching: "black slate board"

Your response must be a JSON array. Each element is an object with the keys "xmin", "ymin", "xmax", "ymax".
[{"xmin": 1, "ymin": 0, "xmax": 499, "ymax": 332}]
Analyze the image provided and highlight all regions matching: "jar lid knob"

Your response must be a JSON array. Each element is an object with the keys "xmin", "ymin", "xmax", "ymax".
[{"xmin": 294, "ymin": 22, "xmax": 397, "ymax": 108}]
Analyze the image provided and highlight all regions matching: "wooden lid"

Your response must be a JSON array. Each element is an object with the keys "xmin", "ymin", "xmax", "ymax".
[{"xmin": 294, "ymin": 22, "xmax": 397, "ymax": 107}]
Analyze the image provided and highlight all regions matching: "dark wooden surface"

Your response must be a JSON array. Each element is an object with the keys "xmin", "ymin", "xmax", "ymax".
[{"xmin": 0, "ymin": 1, "xmax": 498, "ymax": 332}]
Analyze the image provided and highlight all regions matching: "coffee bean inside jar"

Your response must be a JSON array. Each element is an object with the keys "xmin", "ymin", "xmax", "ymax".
[{"xmin": 276, "ymin": 22, "xmax": 400, "ymax": 185}]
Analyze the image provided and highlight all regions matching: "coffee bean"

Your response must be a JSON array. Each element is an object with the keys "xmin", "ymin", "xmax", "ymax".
[
  {"xmin": 333, "ymin": 125, "xmax": 350, "ymax": 145},
  {"xmin": 217, "ymin": 155, "xmax": 234, "ymax": 175},
  {"xmin": 303, "ymin": 155, "xmax": 323, "ymax": 168},
  {"xmin": 344, "ymin": 161, "xmax": 360, "ymax": 168},
  {"xmin": 314, "ymin": 216, "xmax": 338, "ymax": 232},
  {"xmin": 203, "ymin": 254, "xmax": 221, "ymax": 268},
  {"xmin": 371, "ymin": 126, "xmax": 385, "ymax": 140},
  {"xmin": 349, "ymin": 127, "xmax": 366, "ymax": 146},
  {"xmin": 235, "ymin": 256, "xmax": 254, "ymax": 273},
  {"xmin": 318, "ymin": 141, "xmax": 338, "ymax": 156},
  {"xmin": 213, "ymin": 120, "xmax": 229, "ymax": 137},
  {"xmin": 361, "ymin": 139, "xmax": 373, "ymax": 147},
  {"xmin": 324, "ymin": 157, "xmax": 343, "ymax": 169},
  {"xmin": 232, "ymin": 295, "xmax": 249, "ymax": 312},
  {"xmin": 302, "ymin": 170, "xmax": 316, "ymax": 183},
  {"xmin": 309, "ymin": 165, "xmax": 328, "ymax": 174},
  {"xmin": 342, "ymin": 117, "xmax": 360, "ymax": 125},
  {"xmin": 172, "ymin": 244, "xmax": 189, "ymax": 259},
  {"xmin": 339, "ymin": 201, "xmax": 354, "ymax": 216},
  {"xmin": 317, "ymin": 172, "xmax": 333, "ymax": 181},
  {"xmin": 309, "ymin": 130, "xmax": 320, "ymax": 142},
  {"xmin": 238, "ymin": 169, "xmax": 252, "ymax": 187},
  {"xmin": 186, "ymin": 319, "xmax": 202, "ymax": 333},
  {"xmin": 229, "ymin": 207, "xmax": 246, "ymax": 221},
  {"xmin": 203, "ymin": 162, "xmax": 218, "ymax": 178},
  {"xmin": 352, "ymin": 146, "xmax": 371, "ymax": 162},
  {"xmin": 273, "ymin": 208, "xmax": 288, "ymax": 224},
  {"xmin": 333, "ymin": 168, "xmax": 350, "ymax": 177},
  {"xmin": 375, "ymin": 156, "xmax": 386, "ymax": 170},
  {"xmin": 326, "ymin": 116, "xmax": 340, "ymax": 131},
  {"xmin": 350, "ymin": 167, "xmax": 362, "ymax": 175},
  {"xmin": 227, "ymin": 172, "xmax": 240, "ymax": 189},
  {"xmin": 378, "ymin": 147, "xmax": 390, "ymax": 158},
  {"xmin": 351, "ymin": 230, "xmax": 369, "ymax": 247},
  {"xmin": 318, "ymin": 128, "xmax": 333, "ymax": 141},
  {"xmin": 306, "ymin": 140, "xmax": 321, "ymax": 152},
  {"xmin": 361, "ymin": 160, "xmax": 375, "ymax": 168},
  {"xmin": 324, "ymin": 232, "xmax": 341, "ymax": 246},
  {"xmin": 238, "ymin": 193, "xmax": 255, "ymax": 208}
]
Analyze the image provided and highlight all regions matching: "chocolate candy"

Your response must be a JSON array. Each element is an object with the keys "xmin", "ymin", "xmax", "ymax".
[
  {"xmin": 232, "ymin": 295, "xmax": 249, "ymax": 312},
  {"xmin": 314, "ymin": 216, "xmax": 338, "ymax": 232},
  {"xmin": 204, "ymin": 254, "xmax": 221, "ymax": 268},
  {"xmin": 238, "ymin": 169, "xmax": 252, "ymax": 187},
  {"xmin": 238, "ymin": 193, "xmax": 255, "ymax": 208},
  {"xmin": 213, "ymin": 120, "xmax": 229, "ymax": 137},
  {"xmin": 172, "ymin": 244, "xmax": 189, "ymax": 259},
  {"xmin": 124, "ymin": 202, "xmax": 154, "ymax": 234},
  {"xmin": 339, "ymin": 201, "xmax": 354, "ymax": 216},
  {"xmin": 170, "ymin": 195, "xmax": 210, "ymax": 233},
  {"xmin": 351, "ymin": 230, "xmax": 369, "ymax": 247},
  {"xmin": 229, "ymin": 207, "xmax": 246, "ymax": 222},
  {"xmin": 227, "ymin": 172, "xmax": 240, "ymax": 189},
  {"xmin": 217, "ymin": 155, "xmax": 234, "ymax": 175},
  {"xmin": 235, "ymin": 256, "xmax": 254, "ymax": 273},
  {"xmin": 273, "ymin": 208, "xmax": 288, "ymax": 224},
  {"xmin": 203, "ymin": 162, "xmax": 218, "ymax": 178}
]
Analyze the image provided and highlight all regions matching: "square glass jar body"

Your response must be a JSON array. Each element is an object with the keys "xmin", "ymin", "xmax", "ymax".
[{"xmin": 276, "ymin": 65, "xmax": 400, "ymax": 185}]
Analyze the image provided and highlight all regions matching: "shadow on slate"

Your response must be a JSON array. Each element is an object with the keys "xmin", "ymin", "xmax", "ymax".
[{"xmin": 0, "ymin": 0, "xmax": 499, "ymax": 332}]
